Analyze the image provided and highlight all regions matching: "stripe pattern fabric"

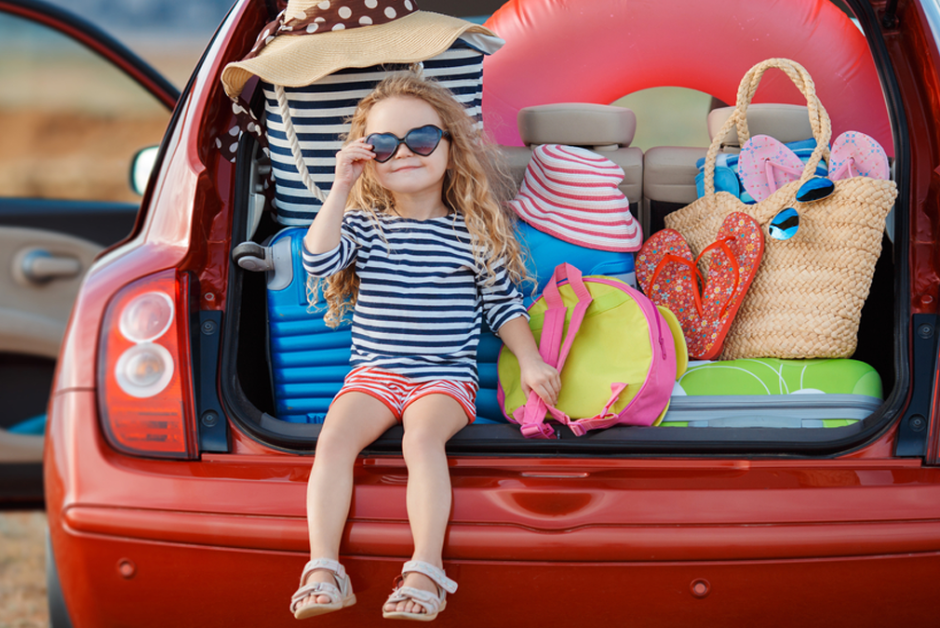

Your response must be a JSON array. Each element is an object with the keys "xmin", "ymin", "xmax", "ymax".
[
  {"xmin": 264, "ymin": 42, "xmax": 485, "ymax": 226},
  {"xmin": 509, "ymin": 144, "xmax": 643, "ymax": 252},
  {"xmin": 335, "ymin": 366, "xmax": 479, "ymax": 422},
  {"xmin": 302, "ymin": 210, "xmax": 528, "ymax": 383}
]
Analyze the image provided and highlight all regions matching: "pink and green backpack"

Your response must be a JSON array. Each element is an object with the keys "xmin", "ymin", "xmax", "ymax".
[{"xmin": 497, "ymin": 263, "xmax": 687, "ymax": 438}]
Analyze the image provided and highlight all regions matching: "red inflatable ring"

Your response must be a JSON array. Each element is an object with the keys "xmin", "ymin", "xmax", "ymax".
[{"xmin": 482, "ymin": 0, "xmax": 893, "ymax": 156}]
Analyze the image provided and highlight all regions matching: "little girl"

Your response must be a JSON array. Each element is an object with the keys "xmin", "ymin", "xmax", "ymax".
[{"xmin": 290, "ymin": 72, "xmax": 560, "ymax": 621}]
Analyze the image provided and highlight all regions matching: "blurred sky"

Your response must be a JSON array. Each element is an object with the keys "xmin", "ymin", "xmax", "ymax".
[
  {"xmin": 37, "ymin": 0, "xmax": 499, "ymax": 42},
  {"xmin": 32, "ymin": 0, "xmax": 498, "ymax": 85},
  {"xmin": 40, "ymin": 0, "xmax": 234, "ymax": 40},
  {"xmin": 30, "ymin": 0, "xmax": 236, "ymax": 85}
]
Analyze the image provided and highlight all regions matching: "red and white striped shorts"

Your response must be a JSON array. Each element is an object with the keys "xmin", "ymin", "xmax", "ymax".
[{"xmin": 333, "ymin": 366, "xmax": 478, "ymax": 424}]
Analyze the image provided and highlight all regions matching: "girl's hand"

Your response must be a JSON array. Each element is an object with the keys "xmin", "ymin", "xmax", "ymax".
[
  {"xmin": 332, "ymin": 137, "xmax": 374, "ymax": 190},
  {"xmin": 518, "ymin": 356, "xmax": 562, "ymax": 406}
]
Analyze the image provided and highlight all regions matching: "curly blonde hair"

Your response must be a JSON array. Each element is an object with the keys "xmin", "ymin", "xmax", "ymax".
[{"xmin": 310, "ymin": 71, "xmax": 529, "ymax": 328}]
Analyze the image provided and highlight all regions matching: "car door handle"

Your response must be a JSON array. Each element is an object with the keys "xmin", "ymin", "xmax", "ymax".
[{"xmin": 19, "ymin": 249, "xmax": 82, "ymax": 283}]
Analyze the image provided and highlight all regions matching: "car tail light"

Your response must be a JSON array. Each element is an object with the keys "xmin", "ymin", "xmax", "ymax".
[{"xmin": 98, "ymin": 270, "xmax": 196, "ymax": 459}]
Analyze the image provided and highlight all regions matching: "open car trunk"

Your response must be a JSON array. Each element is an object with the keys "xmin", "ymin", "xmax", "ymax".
[{"xmin": 217, "ymin": 0, "xmax": 910, "ymax": 458}]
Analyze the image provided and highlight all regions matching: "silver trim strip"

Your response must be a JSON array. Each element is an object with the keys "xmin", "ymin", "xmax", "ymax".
[{"xmin": 920, "ymin": 0, "xmax": 940, "ymax": 50}]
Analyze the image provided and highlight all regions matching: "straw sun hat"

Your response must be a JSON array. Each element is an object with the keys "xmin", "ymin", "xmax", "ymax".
[
  {"xmin": 510, "ymin": 145, "xmax": 643, "ymax": 252},
  {"xmin": 221, "ymin": 0, "xmax": 501, "ymax": 99}
]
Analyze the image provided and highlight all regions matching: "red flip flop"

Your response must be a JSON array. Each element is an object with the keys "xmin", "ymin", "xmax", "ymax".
[
  {"xmin": 694, "ymin": 213, "xmax": 764, "ymax": 359},
  {"xmin": 637, "ymin": 229, "xmax": 701, "ymax": 336},
  {"xmin": 638, "ymin": 214, "xmax": 764, "ymax": 359}
]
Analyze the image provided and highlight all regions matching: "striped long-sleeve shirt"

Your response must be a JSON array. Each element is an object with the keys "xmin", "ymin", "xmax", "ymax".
[{"xmin": 302, "ymin": 210, "xmax": 528, "ymax": 383}]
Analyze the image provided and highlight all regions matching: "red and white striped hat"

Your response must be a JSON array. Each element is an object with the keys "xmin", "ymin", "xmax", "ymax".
[{"xmin": 509, "ymin": 144, "xmax": 642, "ymax": 252}]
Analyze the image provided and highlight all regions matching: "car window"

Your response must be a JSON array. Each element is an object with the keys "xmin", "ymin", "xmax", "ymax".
[{"xmin": 0, "ymin": 12, "xmax": 170, "ymax": 203}]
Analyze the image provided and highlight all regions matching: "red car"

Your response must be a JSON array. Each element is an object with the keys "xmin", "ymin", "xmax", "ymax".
[{"xmin": 12, "ymin": 0, "xmax": 940, "ymax": 625}]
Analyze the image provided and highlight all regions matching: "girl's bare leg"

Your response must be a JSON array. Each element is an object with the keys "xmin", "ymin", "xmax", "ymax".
[
  {"xmin": 384, "ymin": 394, "xmax": 468, "ymax": 615},
  {"xmin": 299, "ymin": 392, "xmax": 397, "ymax": 607}
]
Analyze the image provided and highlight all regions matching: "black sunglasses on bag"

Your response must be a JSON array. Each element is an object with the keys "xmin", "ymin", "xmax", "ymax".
[{"xmin": 365, "ymin": 125, "xmax": 451, "ymax": 163}]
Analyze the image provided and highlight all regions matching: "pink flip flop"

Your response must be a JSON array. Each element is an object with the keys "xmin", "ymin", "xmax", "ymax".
[
  {"xmin": 738, "ymin": 135, "xmax": 806, "ymax": 202},
  {"xmin": 828, "ymin": 131, "xmax": 890, "ymax": 181}
]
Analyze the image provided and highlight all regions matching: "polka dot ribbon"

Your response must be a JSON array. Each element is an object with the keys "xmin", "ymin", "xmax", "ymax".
[
  {"xmin": 218, "ymin": 96, "xmax": 270, "ymax": 164},
  {"xmin": 242, "ymin": 0, "xmax": 419, "ymax": 62}
]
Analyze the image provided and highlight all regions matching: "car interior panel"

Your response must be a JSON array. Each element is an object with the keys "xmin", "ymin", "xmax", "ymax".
[{"xmin": 221, "ymin": 73, "xmax": 899, "ymax": 453}]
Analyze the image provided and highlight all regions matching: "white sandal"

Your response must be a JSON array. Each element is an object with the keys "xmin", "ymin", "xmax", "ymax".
[
  {"xmin": 290, "ymin": 558, "xmax": 356, "ymax": 620},
  {"xmin": 382, "ymin": 560, "xmax": 457, "ymax": 622}
]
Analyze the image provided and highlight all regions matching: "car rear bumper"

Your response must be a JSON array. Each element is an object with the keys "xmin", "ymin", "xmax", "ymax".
[
  {"xmin": 49, "ymin": 522, "xmax": 940, "ymax": 627},
  {"xmin": 61, "ymin": 504, "xmax": 940, "ymax": 562}
]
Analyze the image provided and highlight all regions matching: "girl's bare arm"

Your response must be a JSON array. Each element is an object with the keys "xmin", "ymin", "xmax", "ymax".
[
  {"xmin": 498, "ymin": 316, "xmax": 561, "ymax": 406},
  {"xmin": 304, "ymin": 138, "xmax": 374, "ymax": 254}
]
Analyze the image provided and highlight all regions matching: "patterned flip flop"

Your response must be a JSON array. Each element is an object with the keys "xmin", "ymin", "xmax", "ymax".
[
  {"xmin": 738, "ymin": 135, "xmax": 806, "ymax": 202},
  {"xmin": 638, "ymin": 214, "xmax": 764, "ymax": 359},
  {"xmin": 694, "ymin": 213, "xmax": 764, "ymax": 360},
  {"xmin": 636, "ymin": 230, "xmax": 701, "ymax": 340},
  {"xmin": 828, "ymin": 131, "xmax": 890, "ymax": 181}
]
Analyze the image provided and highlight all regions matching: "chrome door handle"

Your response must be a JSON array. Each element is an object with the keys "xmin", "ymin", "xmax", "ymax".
[{"xmin": 20, "ymin": 249, "xmax": 82, "ymax": 283}]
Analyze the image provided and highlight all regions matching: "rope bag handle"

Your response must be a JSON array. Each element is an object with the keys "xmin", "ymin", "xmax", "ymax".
[
  {"xmin": 702, "ymin": 59, "xmax": 833, "ymax": 206},
  {"xmin": 276, "ymin": 85, "xmax": 330, "ymax": 203}
]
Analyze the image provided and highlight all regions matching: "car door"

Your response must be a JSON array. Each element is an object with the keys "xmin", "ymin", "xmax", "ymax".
[{"xmin": 0, "ymin": 0, "xmax": 178, "ymax": 506}]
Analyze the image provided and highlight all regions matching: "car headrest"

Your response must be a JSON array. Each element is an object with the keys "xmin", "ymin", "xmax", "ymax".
[
  {"xmin": 707, "ymin": 103, "xmax": 813, "ymax": 147},
  {"xmin": 517, "ymin": 103, "xmax": 636, "ymax": 150}
]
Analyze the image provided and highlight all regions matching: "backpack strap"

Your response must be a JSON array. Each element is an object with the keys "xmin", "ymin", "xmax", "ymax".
[
  {"xmin": 565, "ymin": 382, "xmax": 632, "ymax": 436},
  {"xmin": 513, "ymin": 263, "xmax": 659, "ymax": 438},
  {"xmin": 513, "ymin": 263, "xmax": 592, "ymax": 439},
  {"xmin": 543, "ymin": 264, "xmax": 593, "ymax": 373}
]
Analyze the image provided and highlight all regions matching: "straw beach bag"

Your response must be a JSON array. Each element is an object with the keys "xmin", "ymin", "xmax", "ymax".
[{"xmin": 664, "ymin": 58, "xmax": 897, "ymax": 360}]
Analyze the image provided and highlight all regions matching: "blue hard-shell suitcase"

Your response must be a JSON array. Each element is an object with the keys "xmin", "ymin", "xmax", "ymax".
[{"xmin": 265, "ymin": 227, "xmax": 351, "ymax": 423}]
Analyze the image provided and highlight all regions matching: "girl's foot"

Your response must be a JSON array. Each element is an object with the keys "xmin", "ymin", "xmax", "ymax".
[
  {"xmin": 290, "ymin": 559, "xmax": 356, "ymax": 619},
  {"xmin": 382, "ymin": 560, "xmax": 457, "ymax": 621},
  {"xmin": 383, "ymin": 572, "xmax": 438, "ymax": 615},
  {"xmin": 299, "ymin": 568, "xmax": 340, "ymax": 608}
]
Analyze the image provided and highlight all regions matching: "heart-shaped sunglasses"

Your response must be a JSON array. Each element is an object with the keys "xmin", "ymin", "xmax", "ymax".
[{"xmin": 365, "ymin": 125, "xmax": 451, "ymax": 163}]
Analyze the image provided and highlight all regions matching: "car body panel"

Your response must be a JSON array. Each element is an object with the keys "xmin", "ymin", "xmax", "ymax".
[
  {"xmin": 890, "ymin": 0, "xmax": 940, "ymax": 318},
  {"xmin": 44, "ymin": 390, "xmax": 940, "ymax": 624},
  {"xmin": 49, "ymin": 0, "xmax": 255, "ymax": 396}
]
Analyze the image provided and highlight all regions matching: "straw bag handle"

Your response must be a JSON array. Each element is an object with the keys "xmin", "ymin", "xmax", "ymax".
[{"xmin": 703, "ymin": 58, "xmax": 832, "ymax": 200}]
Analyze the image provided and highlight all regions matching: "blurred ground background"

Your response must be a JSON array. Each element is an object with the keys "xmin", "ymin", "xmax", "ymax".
[
  {"xmin": 0, "ymin": 1, "xmax": 713, "ymax": 627},
  {"xmin": 0, "ymin": 511, "xmax": 50, "ymax": 628}
]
